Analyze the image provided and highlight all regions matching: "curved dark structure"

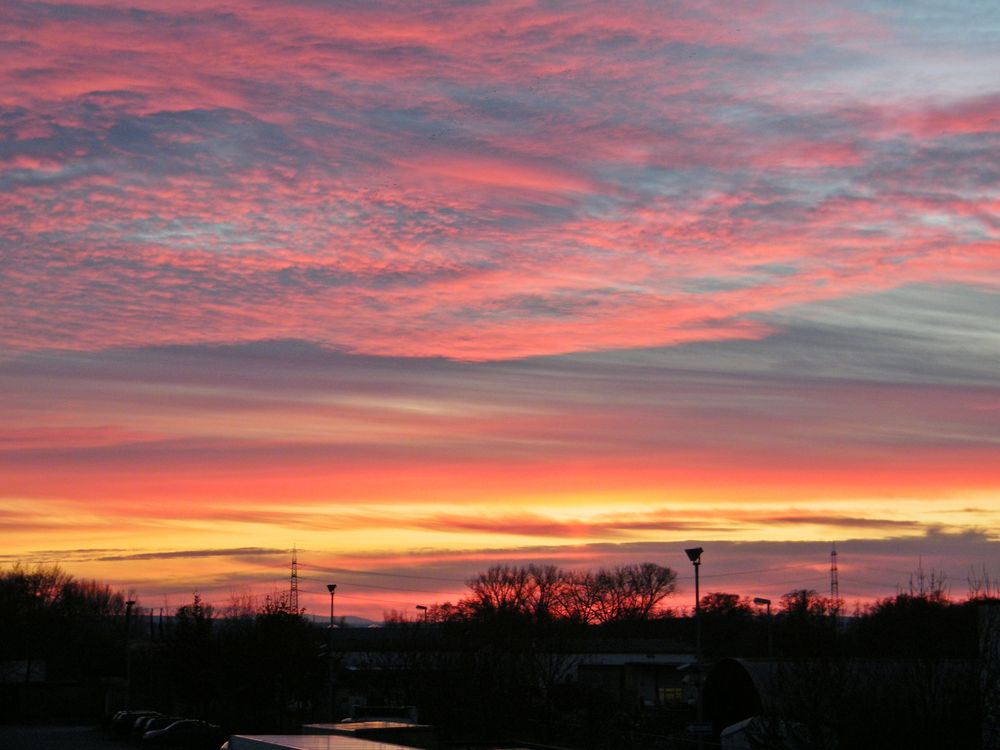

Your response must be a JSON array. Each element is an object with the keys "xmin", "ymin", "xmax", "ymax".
[{"xmin": 702, "ymin": 658, "xmax": 769, "ymax": 735}]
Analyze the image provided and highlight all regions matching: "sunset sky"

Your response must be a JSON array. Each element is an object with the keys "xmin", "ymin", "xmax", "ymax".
[{"xmin": 2, "ymin": 0, "xmax": 999, "ymax": 619}]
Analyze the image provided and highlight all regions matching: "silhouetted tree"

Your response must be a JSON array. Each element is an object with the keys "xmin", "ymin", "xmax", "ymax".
[
  {"xmin": 777, "ymin": 589, "xmax": 836, "ymax": 657},
  {"xmin": 466, "ymin": 564, "xmax": 539, "ymax": 619},
  {"xmin": 591, "ymin": 562, "xmax": 677, "ymax": 622},
  {"xmin": 169, "ymin": 594, "xmax": 215, "ymax": 715},
  {"xmin": 461, "ymin": 562, "xmax": 676, "ymax": 625},
  {"xmin": 701, "ymin": 592, "xmax": 752, "ymax": 616},
  {"xmin": 173, "ymin": 589, "xmax": 325, "ymax": 732},
  {"xmin": 0, "ymin": 564, "xmax": 132, "ymax": 720},
  {"xmin": 700, "ymin": 592, "xmax": 754, "ymax": 656}
]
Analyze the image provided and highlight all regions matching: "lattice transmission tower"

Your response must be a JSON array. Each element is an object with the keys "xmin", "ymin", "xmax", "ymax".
[
  {"xmin": 289, "ymin": 545, "xmax": 299, "ymax": 612},
  {"xmin": 830, "ymin": 542, "xmax": 840, "ymax": 612}
]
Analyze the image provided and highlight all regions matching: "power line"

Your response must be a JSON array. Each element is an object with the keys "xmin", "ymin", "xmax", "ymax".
[
  {"xmin": 772, "ymin": 575, "xmax": 829, "ymax": 588},
  {"xmin": 302, "ymin": 560, "xmax": 820, "ymax": 584},
  {"xmin": 680, "ymin": 562, "xmax": 820, "ymax": 581},
  {"xmin": 332, "ymin": 592, "xmax": 433, "ymax": 607},
  {"xmin": 838, "ymin": 576, "xmax": 907, "ymax": 590},
  {"xmin": 298, "ymin": 563, "xmax": 465, "ymax": 584},
  {"xmin": 298, "ymin": 573, "xmax": 458, "ymax": 596}
]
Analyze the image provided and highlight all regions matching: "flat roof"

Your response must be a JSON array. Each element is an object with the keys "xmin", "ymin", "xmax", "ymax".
[
  {"xmin": 228, "ymin": 736, "xmax": 410, "ymax": 750},
  {"xmin": 304, "ymin": 722, "xmax": 429, "ymax": 731}
]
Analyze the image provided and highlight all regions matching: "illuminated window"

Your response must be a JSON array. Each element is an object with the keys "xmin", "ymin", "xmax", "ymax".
[{"xmin": 658, "ymin": 686, "xmax": 684, "ymax": 704}]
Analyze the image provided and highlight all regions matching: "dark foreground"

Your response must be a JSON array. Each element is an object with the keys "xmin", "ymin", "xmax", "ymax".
[{"xmin": 0, "ymin": 726, "xmax": 124, "ymax": 750}]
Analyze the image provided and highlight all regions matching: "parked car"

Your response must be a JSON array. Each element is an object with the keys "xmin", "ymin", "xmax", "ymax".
[
  {"xmin": 112, "ymin": 710, "xmax": 161, "ymax": 737},
  {"xmin": 141, "ymin": 716, "xmax": 186, "ymax": 733},
  {"xmin": 132, "ymin": 715, "xmax": 155, "ymax": 734},
  {"xmin": 133, "ymin": 715, "xmax": 184, "ymax": 740},
  {"xmin": 141, "ymin": 719, "xmax": 226, "ymax": 749}
]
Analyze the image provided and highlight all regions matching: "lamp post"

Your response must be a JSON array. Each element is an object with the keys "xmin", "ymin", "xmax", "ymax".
[
  {"xmin": 124, "ymin": 599, "xmax": 136, "ymax": 709},
  {"xmin": 326, "ymin": 584, "xmax": 337, "ymax": 721},
  {"xmin": 684, "ymin": 548, "xmax": 705, "ymax": 747},
  {"xmin": 753, "ymin": 597, "xmax": 773, "ymax": 658},
  {"xmin": 415, "ymin": 604, "xmax": 428, "ymax": 623},
  {"xmin": 326, "ymin": 584, "xmax": 337, "ymax": 628},
  {"xmin": 685, "ymin": 548, "xmax": 703, "ymax": 662}
]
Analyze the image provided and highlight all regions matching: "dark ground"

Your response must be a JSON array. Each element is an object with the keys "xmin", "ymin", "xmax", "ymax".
[{"xmin": 0, "ymin": 726, "xmax": 134, "ymax": 750}]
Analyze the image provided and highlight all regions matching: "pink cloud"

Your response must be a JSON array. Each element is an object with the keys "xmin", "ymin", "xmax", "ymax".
[
  {"xmin": 0, "ymin": 0, "xmax": 997, "ymax": 362},
  {"xmin": 899, "ymin": 93, "xmax": 1000, "ymax": 137}
]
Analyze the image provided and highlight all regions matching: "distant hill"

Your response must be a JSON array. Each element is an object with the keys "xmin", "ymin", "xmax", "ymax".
[
  {"xmin": 141, "ymin": 612, "xmax": 381, "ymax": 628},
  {"xmin": 304, "ymin": 613, "xmax": 380, "ymax": 628}
]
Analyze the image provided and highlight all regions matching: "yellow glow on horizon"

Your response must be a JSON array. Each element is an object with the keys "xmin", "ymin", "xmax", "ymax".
[{"xmin": 5, "ymin": 487, "xmax": 999, "ymax": 573}]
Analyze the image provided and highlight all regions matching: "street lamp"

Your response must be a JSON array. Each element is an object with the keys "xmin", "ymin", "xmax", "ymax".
[
  {"xmin": 326, "ymin": 584, "xmax": 337, "ymax": 722},
  {"xmin": 753, "ymin": 597, "xmax": 773, "ymax": 658},
  {"xmin": 415, "ymin": 604, "xmax": 428, "ymax": 622},
  {"xmin": 326, "ymin": 584, "xmax": 337, "ymax": 628},
  {"xmin": 684, "ymin": 548, "xmax": 703, "ymax": 661},
  {"xmin": 124, "ymin": 599, "xmax": 136, "ymax": 709},
  {"xmin": 684, "ymin": 548, "xmax": 705, "ymax": 747}
]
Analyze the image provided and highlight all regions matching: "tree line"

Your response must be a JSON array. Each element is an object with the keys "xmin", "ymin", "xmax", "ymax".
[
  {"xmin": 0, "ymin": 564, "xmax": 322, "ymax": 730},
  {"xmin": 392, "ymin": 562, "xmax": 679, "ymax": 624},
  {"xmin": 3, "ymin": 559, "xmax": 998, "ymax": 747}
]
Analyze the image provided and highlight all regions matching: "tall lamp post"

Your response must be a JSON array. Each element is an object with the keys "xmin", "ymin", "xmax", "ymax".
[
  {"xmin": 753, "ymin": 597, "xmax": 773, "ymax": 658},
  {"xmin": 685, "ymin": 548, "xmax": 703, "ymax": 662},
  {"xmin": 326, "ymin": 584, "xmax": 337, "ymax": 721},
  {"xmin": 684, "ymin": 548, "xmax": 705, "ymax": 747},
  {"xmin": 124, "ymin": 599, "xmax": 136, "ymax": 709},
  {"xmin": 415, "ymin": 604, "xmax": 428, "ymax": 622},
  {"xmin": 327, "ymin": 584, "xmax": 337, "ymax": 627}
]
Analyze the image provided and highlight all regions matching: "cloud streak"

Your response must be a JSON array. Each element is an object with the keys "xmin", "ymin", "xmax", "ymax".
[
  {"xmin": 92, "ymin": 547, "xmax": 287, "ymax": 562},
  {"xmin": 14, "ymin": 529, "xmax": 997, "ymax": 619}
]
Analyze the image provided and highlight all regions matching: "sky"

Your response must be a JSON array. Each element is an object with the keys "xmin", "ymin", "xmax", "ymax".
[{"xmin": 1, "ymin": 0, "xmax": 999, "ymax": 620}]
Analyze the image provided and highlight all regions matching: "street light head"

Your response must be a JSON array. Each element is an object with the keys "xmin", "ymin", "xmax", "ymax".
[
  {"xmin": 327, "ymin": 584, "xmax": 337, "ymax": 593},
  {"xmin": 753, "ymin": 597, "xmax": 771, "ymax": 606},
  {"xmin": 685, "ymin": 547, "xmax": 703, "ymax": 564},
  {"xmin": 415, "ymin": 605, "xmax": 427, "ymax": 611}
]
